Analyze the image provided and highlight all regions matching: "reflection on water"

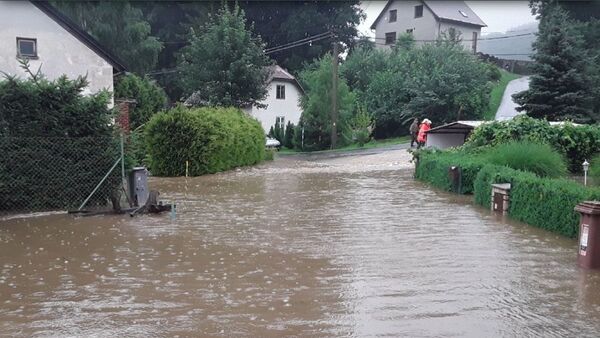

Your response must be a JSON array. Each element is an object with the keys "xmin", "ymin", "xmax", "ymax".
[{"xmin": 2, "ymin": 152, "xmax": 600, "ymax": 337}]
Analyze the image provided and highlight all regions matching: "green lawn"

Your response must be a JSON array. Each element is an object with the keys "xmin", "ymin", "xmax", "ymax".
[
  {"xmin": 484, "ymin": 70, "xmax": 522, "ymax": 121},
  {"xmin": 278, "ymin": 135, "xmax": 410, "ymax": 155}
]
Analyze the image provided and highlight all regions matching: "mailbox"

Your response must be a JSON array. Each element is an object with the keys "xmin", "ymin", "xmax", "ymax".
[{"xmin": 129, "ymin": 167, "xmax": 149, "ymax": 207}]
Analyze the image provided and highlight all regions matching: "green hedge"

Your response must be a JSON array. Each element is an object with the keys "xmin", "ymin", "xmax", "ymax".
[
  {"xmin": 414, "ymin": 150, "xmax": 487, "ymax": 194},
  {"xmin": 474, "ymin": 165, "xmax": 600, "ymax": 238},
  {"xmin": 145, "ymin": 106, "xmax": 265, "ymax": 176}
]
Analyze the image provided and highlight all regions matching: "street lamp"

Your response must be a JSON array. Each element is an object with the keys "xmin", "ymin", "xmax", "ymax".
[{"xmin": 583, "ymin": 160, "xmax": 590, "ymax": 186}]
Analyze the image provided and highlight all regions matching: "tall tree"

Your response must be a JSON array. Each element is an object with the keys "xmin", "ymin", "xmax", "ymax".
[
  {"xmin": 513, "ymin": 4, "xmax": 593, "ymax": 122},
  {"xmin": 178, "ymin": 4, "xmax": 272, "ymax": 108},
  {"xmin": 53, "ymin": 1, "xmax": 163, "ymax": 75}
]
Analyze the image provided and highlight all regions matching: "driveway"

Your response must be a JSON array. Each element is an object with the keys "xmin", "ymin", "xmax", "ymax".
[{"xmin": 495, "ymin": 76, "xmax": 530, "ymax": 121}]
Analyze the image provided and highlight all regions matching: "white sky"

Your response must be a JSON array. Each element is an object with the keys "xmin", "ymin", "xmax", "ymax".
[{"xmin": 359, "ymin": 1, "xmax": 538, "ymax": 36}]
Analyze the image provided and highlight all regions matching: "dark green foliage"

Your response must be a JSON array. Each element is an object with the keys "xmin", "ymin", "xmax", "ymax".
[
  {"xmin": 465, "ymin": 116, "xmax": 600, "ymax": 173},
  {"xmin": 481, "ymin": 141, "xmax": 567, "ymax": 178},
  {"xmin": 179, "ymin": 4, "xmax": 272, "ymax": 108},
  {"xmin": 474, "ymin": 164, "xmax": 600, "ymax": 238},
  {"xmin": 590, "ymin": 153, "xmax": 600, "ymax": 184},
  {"xmin": 513, "ymin": 5, "xmax": 594, "ymax": 122},
  {"xmin": 487, "ymin": 63, "xmax": 502, "ymax": 81},
  {"xmin": 0, "ymin": 72, "xmax": 117, "ymax": 212},
  {"xmin": 263, "ymin": 149, "xmax": 275, "ymax": 161},
  {"xmin": 114, "ymin": 74, "xmax": 167, "ymax": 129},
  {"xmin": 145, "ymin": 106, "xmax": 265, "ymax": 176},
  {"xmin": 340, "ymin": 46, "xmax": 389, "ymax": 101},
  {"xmin": 54, "ymin": 1, "xmax": 163, "ymax": 74},
  {"xmin": 273, "ymin": 121, "xmax": 284, "ymax": 143},
  {"xmin": 283, "ymin": 122, "xmax": 295, "ymax": 149},
  {"xmin": 414, "ymin": 150, "xmax": 488, "ymax": 194},
  {"xmin": 365, "ymin": 43, "xmax": 490, "ymax": 138},
  {"xmin": 299, "ymin": 54, "xmax": 356, "ymax": 151}
]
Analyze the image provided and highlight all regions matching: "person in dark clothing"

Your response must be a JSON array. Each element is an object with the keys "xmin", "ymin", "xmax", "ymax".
[{"xmin": 409, "ymin": 118, "xmax": 419, "ymax": 147}]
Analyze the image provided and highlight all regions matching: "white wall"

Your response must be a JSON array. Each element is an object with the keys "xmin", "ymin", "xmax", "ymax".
[
  {"xmin": 374, "ymin": 0, "xmax": 438, "ymax": 49},
  {"xmin": 248, "ymin": 80, "xmax": 303, "ymax": 134},
  {"xmin": 439, "ymin": 21, "xmax": 482, "ymax": 53},
  {"xmin": 0, "ymin": 1, "xmax": 114, "ymax": 101},
  {"xmin": 426, "ymin": 133, "xmax": 467, "ymax": 149}
]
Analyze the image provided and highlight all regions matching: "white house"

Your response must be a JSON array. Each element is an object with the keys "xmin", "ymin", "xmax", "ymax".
[
  {"xmin": 244, "ymin": 65, "xmax": 304, "ymax": 134},
  {"xmin": 371, "ymin": 0, "xmax": 486, "ymax": 53},
  {"xmin": 0, "ymin": 1, "xmax": 126, "ymax": 102}
]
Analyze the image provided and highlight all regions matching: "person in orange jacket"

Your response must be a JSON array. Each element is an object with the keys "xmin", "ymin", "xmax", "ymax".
[{"xmin": 417, "ymin": 119, "xmax": 432, "ymax": 148}]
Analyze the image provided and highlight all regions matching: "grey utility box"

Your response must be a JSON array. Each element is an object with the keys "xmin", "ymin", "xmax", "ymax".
[{"xmin": 129, "ymin": 167, "xmax": 149, "ymax": 207}]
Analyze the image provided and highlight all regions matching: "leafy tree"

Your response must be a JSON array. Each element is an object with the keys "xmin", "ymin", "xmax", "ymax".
[
  {"xmin": 53, "ymin": 1, "xmax": 163, "ymax": 75},
  {"xmin": 513, "ymin": 4, "xmax": 593, "ymax": 122},
  {"xmin": 349, "ymin": 106, "xmax": 374, "ymax": 147},
  {"xmin": 365, "ymin": 43, "xmax": 490, "ymax": 138},
  {"xmin": 283, "ymin": 121, "xmax": 295, "ymax": 148},
  {"xmin": 179, "ymin": 4, "xmax": 272, "ymax": 108},
  {"xmin": 340, "ymin": 46, "xmax": 389, "ymax": 101},
  {"xmin": 114, "ymin": 74, "xmax": 167, "ymax": 129},
  {"xmin": 299, "ymin": 54, "xmax": 356, "ymax": 150}
]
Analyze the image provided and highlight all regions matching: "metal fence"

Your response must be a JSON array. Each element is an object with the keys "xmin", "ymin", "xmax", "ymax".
[{"xmin": 0, "ymin": 136, "xmax": 124, "ymax": 214}]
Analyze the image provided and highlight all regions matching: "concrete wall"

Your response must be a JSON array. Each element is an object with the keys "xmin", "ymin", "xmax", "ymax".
[
  {"xmin": 439, "ymin": 21, "xmax": 482, "ymax": 53},
  {"xmin": 426, "ymin": 133, "xmax": 467, "ymax": 149},
  {"xmin": 246, "ymin": 80, "xmax": 303, "ymax": 134},
  {"xmin": 0, "ymin": 1, "xmax": 114, "ymax": 102},
  {"xmin": 374, "ymin": 0, "xmax": 438, "ymax": 49}
]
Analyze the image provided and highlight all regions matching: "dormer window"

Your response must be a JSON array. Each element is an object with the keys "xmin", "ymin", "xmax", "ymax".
[
  {"xmin": 17, "ymin": 37, "xmax": 37, "ymax": 58},
  {"xmin": 389, "ymin": 9, "xmax": 397, "ymax": 22},
  {"xmin": 458, "ymin": 10, "xmax": 468, "ymax": 17}
]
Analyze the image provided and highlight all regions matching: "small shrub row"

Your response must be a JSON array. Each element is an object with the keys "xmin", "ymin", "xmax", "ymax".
[
  {"xmin": 466, "ymin": 116, "xmax": 600, "ymax": 173},
  {"xmin": 474, "ymin": 165, "xmax": 600, "ymax": 238},
  {"xmin": 145, "ymin": 106, "xmax": 265, "ymax": 176},
  {"xmin": 414, "ymin": 149, "xmax": 487, "ymax": 194}
]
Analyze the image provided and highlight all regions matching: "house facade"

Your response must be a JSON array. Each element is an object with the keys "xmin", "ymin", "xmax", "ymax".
[
  {"xmin": 0, "ymin": 1, "xmax": 125, "ymax": 103},
  {"xmin": 371, "ymin": 0, "xmax": 486, "ymax": 53},
  {"xmin": 244, "ymin": 65, "xmax": 304, "ymax": 134}
]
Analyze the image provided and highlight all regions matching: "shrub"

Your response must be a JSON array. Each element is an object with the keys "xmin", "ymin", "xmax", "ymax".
[
  {"xmin": 466, "ymin": 115, "xmax": 600, "ymax": 173},
  {"xmin": 481, "ymin": 141, "xmax": 567, "ymax": 178},
  {"xmin": 414, "ymin": 149, "xmax": 487, "ymax": 194},
  {"xmin": 474, "ymin": 164, "xmax": 600, "ymax": 238},
  {"xmin": 590, "ymin": 153, "xmax": 600, "ymax": 185},
  {"xmin": 0, "ymin": 70, "xmax": 117, "ymax": 212},
  {"xmin": 283, "ymin": 122, "xmax": 295, "ymax": 149},
  {"xmin": 145, "ymin": 106, "xmax": 265, "ymax": 176},
  {"xmin": 114, "ymin": 74, "xmax": 167, "ymax": 129},
  {"xmin": 349, "ymin": 107, "xmax": 374, "ymax": 147}
]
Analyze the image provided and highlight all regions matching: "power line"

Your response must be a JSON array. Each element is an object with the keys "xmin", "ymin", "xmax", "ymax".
[
  {"xmin": 265, "ymin": 33, "xmax": 333, "ymax": 55},
  {"xmin": 264, "ymin": 31, "xmax": 332, "ymax": 53}
]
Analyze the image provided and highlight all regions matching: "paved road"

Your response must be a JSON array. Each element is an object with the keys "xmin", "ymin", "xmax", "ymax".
[{"xmin": 495, "ymin": 76, "xmax": 530, "ymax": 121}]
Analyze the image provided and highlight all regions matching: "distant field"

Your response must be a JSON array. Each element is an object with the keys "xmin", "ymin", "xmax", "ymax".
[{"xmin": 484, "ymin": 70, "xmax": 522, "ymax": 121}]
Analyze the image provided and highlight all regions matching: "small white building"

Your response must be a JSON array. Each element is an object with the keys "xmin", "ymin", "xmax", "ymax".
[
  {"xmin": 244, "ymin": 65, "xmax": 304, "ymax": 133},
  {"xmin": 371, "ymin": 0, "xmax": 486, "ymax": 53},
  {"xmin": 0, "ymin": 1, "xmax": 126, "ymax": 101}
]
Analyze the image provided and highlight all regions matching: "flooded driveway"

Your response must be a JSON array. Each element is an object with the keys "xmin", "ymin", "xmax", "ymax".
[{"xmin": 2, "ymin": 148, "xmax": 600, "ymax": 337}]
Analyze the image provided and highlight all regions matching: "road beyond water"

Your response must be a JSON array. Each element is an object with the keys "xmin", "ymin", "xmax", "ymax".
[
  {"xmin": 2, "ymin": 147, "xmax": 600, "ymax": 337},
  {"xmin": 495, "ymin": 76, "xmax": 530, "ymax": 121}
]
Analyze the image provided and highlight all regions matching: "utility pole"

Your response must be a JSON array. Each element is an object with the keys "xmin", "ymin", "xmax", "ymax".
[{"xmin": 331, "ymin": 38, "xmax": 339, "ymax": 150}]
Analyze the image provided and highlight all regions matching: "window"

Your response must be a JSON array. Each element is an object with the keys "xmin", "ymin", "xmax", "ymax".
[
  {"xmin": 414, "ymin": 5, "xmax": 423, "ymax": 18},
  {"xmin": 276, "ymin": 84, "xmax": 285, "ymax": 99},
  {"xmin": 275, "ymin": 116, "xmax": 285, "ymax": 127},
  {"xmin": 406, "ymin": 28, "xmax": 414, "ymax": 34},
  {"xmin": 385, "ymin": 32, "xmax": 396, "ymax": 45},
  {"xmin": 16, "ymin": 37, "xmax": 37, "ymax": 58},
  {"xmin": 389, "ymin": 9, "xmax": 397, "ymax": 22},
  {"xmin": 472, "ymin": 31, "xmax": 478, "ymax": 53},
  {"xmin": 458, "ymin": 10, "xmax": 469, "ymax": 18}
]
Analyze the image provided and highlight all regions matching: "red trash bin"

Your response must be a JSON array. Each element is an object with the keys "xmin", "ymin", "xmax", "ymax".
[{"xmin": 574, "ymin": 201, "xmax": 600, "ymax": 269}]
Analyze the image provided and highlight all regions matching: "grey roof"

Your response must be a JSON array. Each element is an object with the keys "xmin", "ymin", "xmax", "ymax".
[
  {"xmin": 424, "ymin": 1, "xmax": 486, "ymax": 27},
  {"xmin": 370, "ymin": 0, "xmax": 486, "ymax": 30},
  {"xmin": 269, "ymin": 65, "xmax": 295, "ymax": 82}
]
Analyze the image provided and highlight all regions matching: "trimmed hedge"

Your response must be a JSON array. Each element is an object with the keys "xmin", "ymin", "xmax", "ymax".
[
  {"xmin": 145, "ymin": 106, "xmax": 265, "ymax": 176},
  {"xmin": 474, "ymin": 165, "xmax": 600, "ymax": 238},
  {"xmin": 414, "ymin": 150, "xmax": 487, "ymax": 194}
]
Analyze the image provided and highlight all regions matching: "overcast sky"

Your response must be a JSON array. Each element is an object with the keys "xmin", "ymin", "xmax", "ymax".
[{"xmin": 359, "ymin": 1, "xmax": 538, "ymax": 36}]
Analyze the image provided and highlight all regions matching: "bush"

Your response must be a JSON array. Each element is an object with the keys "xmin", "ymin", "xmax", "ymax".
[
  {"xmin": 481, "ymin": 141, "xmax": 567, "ymax": 178},
  {"xmin": 414, "ymin": 149, "xmax": 487, "ymax": 194},
  {"xmin": 0, "ymin": 70, "xmax": 118, "ymax": 212},
  {"xmin": 114, "ymin": 74, "xmax": 167, "ymax": 129},
  {"xmin": 590, "ymin": 153, "xmax": 600, "ymax": 184},
  {"xmin": 145, "ymin": 106, "xmax": 265, "ymax": 176},
  {"xmin": 474, "ymin": 164, "xmax": 600, "ymax": 238},
  {"xmin": 466, "ymin": 115, "xmax": 600, "ymax": 173},
  {"xmin": 487, "ymin": 63, "xmax": 502, "ymax": 81},
  {"xmin": 283, "ymin": 122, "xmax": 295, "ymax": 149}
]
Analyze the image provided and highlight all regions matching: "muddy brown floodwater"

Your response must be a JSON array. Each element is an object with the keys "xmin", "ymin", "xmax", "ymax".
[{"xmin": 3, "ymin": 148, "xmax": 600, "ymax": 337}]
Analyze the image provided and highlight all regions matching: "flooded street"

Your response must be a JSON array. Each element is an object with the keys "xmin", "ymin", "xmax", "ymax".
[{"xmin": 2, "ymin": 147, "xmax": 600, "ymax": 337}]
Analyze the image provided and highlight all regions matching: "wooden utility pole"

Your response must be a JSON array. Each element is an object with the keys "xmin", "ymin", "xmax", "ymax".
[{"xmin": 331, "ymin": 39, "xmax": 339, "ymax": 149}]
